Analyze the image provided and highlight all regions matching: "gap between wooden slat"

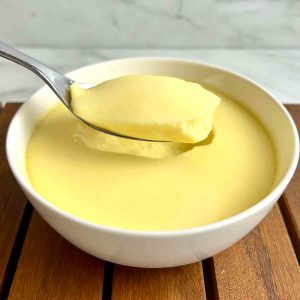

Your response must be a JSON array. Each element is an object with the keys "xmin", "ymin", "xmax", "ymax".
[
  {"xmin": 102, "ymin": 262, "xmax": 114, "ymax": 300},
  {"xmin": 202, "ymin": 258, "xmax": 218, "ymax": 300},
  {"xmin": 0, "ymin": 204, "xmax": 33, "ymax": 300},
  {"xmin": 278, "ymin": 198, "xmax": 300, "ymax": 263}
]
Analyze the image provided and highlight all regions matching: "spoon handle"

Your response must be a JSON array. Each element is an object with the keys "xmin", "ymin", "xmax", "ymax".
[{"xmin": 0, "ymin": 41, "xmax": 73, "ymax": 106}]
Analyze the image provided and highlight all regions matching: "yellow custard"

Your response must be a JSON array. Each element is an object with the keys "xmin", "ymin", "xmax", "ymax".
[
  {"xmin": 26, "ymin": 93, "xmax": 276, "ymax": 231},
  {"xmin": 70, "ymin": 75, "xmax": 220, "ymax": 143}
]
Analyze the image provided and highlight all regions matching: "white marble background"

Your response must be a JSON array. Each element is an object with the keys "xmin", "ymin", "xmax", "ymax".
[
  {"xmin": 1, "ymin": 0, "xmax": 300, "ymax": 48},
  {"xmin": 0, "ymin": 0, "xmax": 300, "ymax": 103}
]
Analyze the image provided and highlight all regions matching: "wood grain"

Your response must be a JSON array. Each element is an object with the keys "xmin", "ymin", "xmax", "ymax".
[
  {"xmin": 112, "ymin": 263, "xmax": 206, "ymax": 300},
  {"xmin": 8, "ymin": 211, "xmax": 105, "ymax": 300},
  {"xmin": 0, "ymin": 104, "xmax": 28, "ymax": 296},
  {"xmin": 213, "ymin": 205, "xmax": 300, "ymax": 300},
  {"xmin": 280, "ymin": 105, "xmax": 300, "ymax": 259}
]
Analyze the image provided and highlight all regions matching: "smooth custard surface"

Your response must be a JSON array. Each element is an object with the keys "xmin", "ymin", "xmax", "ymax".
[{"xmin": 26, "ymin": 95, "xmax": 276, "ymax": 231}]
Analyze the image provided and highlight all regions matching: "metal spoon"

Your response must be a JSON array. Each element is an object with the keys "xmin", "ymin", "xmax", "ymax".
[{"xmin": 0, "ymin": 41, "xmax": 160, "ymax": 142}]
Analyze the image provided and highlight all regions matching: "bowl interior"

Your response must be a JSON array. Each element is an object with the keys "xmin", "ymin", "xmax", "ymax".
[{"xmin": 7, "ymin": 58, "xmax": 297, "ymax": 218}]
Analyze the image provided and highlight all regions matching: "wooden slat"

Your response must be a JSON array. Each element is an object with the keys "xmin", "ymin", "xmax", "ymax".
[
  {"xmin": 8, "ymin": 211, "xmax": 105, "ymax": 300},
  {"xmin": 286, "ymin": 104, "xmax": 300, "ymax": 131},
  {"xmin": 112, "ymin": 262, "xmax": 206, "ymax": 300},
  {"xmin": 0, "ymin": 104, "xmax": 28, "ymax": 295},
  {"xmin": 280, "ymin": 104, "xmax": 300, "ymax": 258},
  {"xmin": 213, "ymin": 205, "xmax": 300, "ymax": 300}
]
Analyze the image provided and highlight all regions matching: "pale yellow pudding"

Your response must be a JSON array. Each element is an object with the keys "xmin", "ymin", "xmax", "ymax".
[
  {"xmin": 70, "ymin": 75, "xmax": 220, "ymax": 143},
  {"xmin": 26, "ymin": 88, "xmax": 276, "ymax": 231}
]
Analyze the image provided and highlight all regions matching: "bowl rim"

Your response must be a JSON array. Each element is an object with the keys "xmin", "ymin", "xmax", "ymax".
[{"xmin": 6, "ymin": 56, "xmax": 300, "ymax": 238}]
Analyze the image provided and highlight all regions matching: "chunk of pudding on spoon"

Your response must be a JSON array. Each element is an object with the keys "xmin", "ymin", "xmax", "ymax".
[{"xmin": 70, "ymin": 75, "xmax": 220, "ymax": 143}]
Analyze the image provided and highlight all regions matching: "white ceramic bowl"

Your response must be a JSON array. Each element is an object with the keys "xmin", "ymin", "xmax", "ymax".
[{"xmin": 6, "ymin": 58, "xmax": 299, "ymax": 268}]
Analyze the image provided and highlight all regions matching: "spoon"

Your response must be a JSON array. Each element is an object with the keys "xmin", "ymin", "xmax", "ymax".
[{"xmin": 0, "ymin": 41, "xmax": 159, "ymax": 142}]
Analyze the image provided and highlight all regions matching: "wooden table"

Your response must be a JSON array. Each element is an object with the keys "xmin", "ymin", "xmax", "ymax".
[{"xmin": 0, "ymin": 103, "xmax": 299, "ymax": 300}]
